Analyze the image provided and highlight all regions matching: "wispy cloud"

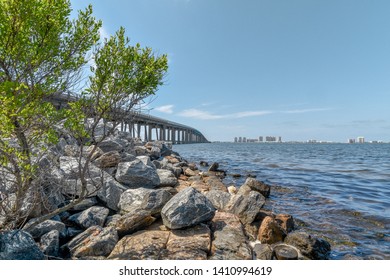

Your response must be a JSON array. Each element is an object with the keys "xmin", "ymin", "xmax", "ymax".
[
  {"xmin": 155, "ymin": 105, "xmax": 174, "ymax": 114},
  {"xmin": 282, "ymin": 107, "xmax": 333, "ymax": 114},
  {"xmin": 178, "ymin": 109, "xmax": 272, "ymax": 120}
]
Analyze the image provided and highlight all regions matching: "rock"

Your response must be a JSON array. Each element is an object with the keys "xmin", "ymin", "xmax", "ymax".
[
  {"xmin": 209, "ymin": 212, "xmax": 252, "ymax": 260},
  {"xmin": 60, "ymin": 156, "xmax": 102, "ymax": 180},
  {"xmin": 203, "ymin": 176, "xmax": 227, "ymax": 192},
  {"xmin": 257, "ymin": 216, "xmax": 286, "ymax": 244},
  {"xmin": 236, "ymin": 184, "xmax": 252, "ymax": 196},
  {"xmin": 226, "ymin": 191, "xmax": 266, "ymax": 224},
  {"xmin": 105, "ymin": 214, "xmax": 122, "ymax": 227},
  {"xmin": 253, "ymin": 243, "xmax": 274, "ymax": 260},
  {"xmin": 118, "ymin": 188, "xmax": 172, "ymax": 215},
  {"xmin": 0, "ymin": 230, "xmax": 45, "ymax": 260},
  {"xmin": 205, "ymin": 190, "xmax": 231, "ymax": 211},
  {"xmin": 275, "ymin": 214, "xmax": 295, "ymax": 233},
  {"xmin": 70, "ymin": 197, "xmax": 98, "ymax": 211},
  {"xmin": 134, "ymin": 146, "xmax": 148, "ymax": 156},
  {"xmin": 148, "ymin": 146, "xmax": 161, "ymax": 159},
  {"xmin": 66, "ymin": 227, "xmax": 83, "ymax": 239},
  {"xmin": 157, "ymin": 169, "xmax": 178, "ymax": 187},
  {"xmin": 200, "ymin": 161, "xmax": 209, "ymax": 167},
  {"xmin": 23, "ymin": 219, "xmax": 66, "ymax": 239},
  {"xmin": 184, "ymin": 168, "xmax": 197, "ymax": 177},
  {"xmin": 98, "ymin": 139, "xmax": 123, "ymax": 153},
  {"xmin": 208, "ymin": 162, "xmax": 219, "ymax": 172},
  {"xmin": 115, "ymin": 158, "xmax": 160, "ymax": 188},
  {"xmin": 242, "ymin": 178, "xmax": 271, "ymax": 198},
  {"xmin": 108, "ymin": 230, "xmax": 170, "ymax": 260},
  {"xmin": 40, "ymin": 230, "xmax": 60, "ymax": 258},
  {"xmin": 68, "ymin": 226, "xmax": 118, "ymax": 258},
  {"xmin": 190, "ymin": 180, "xmax": 210, "ymax": 193},
  {"xmin": 165, "ymin": 156, "xmax": 180, "ymax": 164},
  {"xmin": 85, "ymin": 118, "xmax": 115, "ymax": 142},
  {"xmin": 94, "ymin": 151, "xmax": 121, "ymax": 168},
  {"xmin": 97, "ymin": 178, "xmax": 127, "ymax": 211},
  {"xmin": 284, "ymin": 230, "xmax": 331, "ymax": 260},
  {"xmin": 161, "ymin": 187, "xmax": 216, "ymax": 229},
  {"xmin": 273, "ymin": 244, "xmax": 299, "ymax": 260},
  {"xmin": 166, "ymin": 224, "xmax": 211, "ymax": 260},
  {"xmin": 68, "ymin": 206, "xmax": 109, "ymax": 229},
  {"xmin": 115, "ymin": 210, "xmax": 156, "ymax": 237}
]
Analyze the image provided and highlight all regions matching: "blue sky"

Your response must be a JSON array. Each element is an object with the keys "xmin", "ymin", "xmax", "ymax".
[{"xmin": 71, "ymin": 0, "xmax": 390, "ymax": 142}]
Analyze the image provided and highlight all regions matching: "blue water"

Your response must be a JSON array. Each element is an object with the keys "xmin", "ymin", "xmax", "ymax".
[{"xmin": 173, "ymin": 143, "xmax": 390, "ymax": 260}]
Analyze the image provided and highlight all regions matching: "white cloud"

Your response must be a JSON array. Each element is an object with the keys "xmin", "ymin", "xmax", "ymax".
[
  {"xmin": 178, "ymin": 109, "xmax": 272, "ymax": 120},
  {"xmin": 155, "ymin": 105, "xmax": 174, "ymax": 114},
  {"xmin": 178, "ymin": 109, "xmax": 223, "ymax": 120},
  {"xmin": 283, "ymin": 108, "xmax": 333, "ymax": 114}
]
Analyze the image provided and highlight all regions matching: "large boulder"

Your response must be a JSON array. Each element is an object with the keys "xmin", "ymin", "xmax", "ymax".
[
  {"xmin": 23, "ymin": 219, "xmax": 66, "ymax": 239},
  {"xmin": 164, "ymin": 224, "xmax": 211, "ymax": 260},
  {"xmin": 284, "ymin": 230, "xmax": 331, "ymax": 260},
  {"xmin": 97, "ymin": 139, "xmax": 124, "ymax": 153},
  {"xmin": 209, "ymin": 212, "xmax": 252, "ymax": 260},
  {"xmin": 225, "ymin": 191, "xmax": 266, "ymax": 224},
  {"xmin": 157, "ymin": 169, "xmax": 178, "ymax": 187},
  {"xmin": 68, "ymin": 206, "xmax": 109, "ymax": 229},
  {"xmin": 68, "ymin": 226, "xmax": 118, "ymax": 258},
  {"xmin": 94, "ymin": 151, "xmax": 121, "ymax": 168},
  {"xmin": 118, "ymin": 188, "xmax": 172, "ymax": 215},
  {"xmin": 40, "ymin": 230, "xmax": 60, "ymax": 258},
  {"xmin": 108, "ymin": 230, "xmax": 170, "ymax": 260},
  {"xmin": 0, "ymin": 230, "xmax": 45, "ymax": 260},
  {"xmin": 115, "ymin": 158, "xmax": 160, "ymax": 188},
  {"xmin": 114, "ymin": 210, "xmax": 156, "ymax": 237},
  {"xmin": 97, "ymin": 178, "xmax": 127, "ymax": 211},
  {"xmin": 205, "ymin": 190, "xmax": 231, "ymax": 210},
  {"xmin": 161, "ymin": 187, "xmax": 216, "ymax": 229}
]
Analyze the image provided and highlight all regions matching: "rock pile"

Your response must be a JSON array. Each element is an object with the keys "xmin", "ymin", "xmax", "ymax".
[{"xmin": 0, "ymin": 127, "xmax": 331, "ymax": 260}]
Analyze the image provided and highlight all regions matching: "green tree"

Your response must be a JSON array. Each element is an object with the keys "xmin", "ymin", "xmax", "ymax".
[{"xmin": 0, "ymin": 0, "xmax": 168, "ymax": 230}]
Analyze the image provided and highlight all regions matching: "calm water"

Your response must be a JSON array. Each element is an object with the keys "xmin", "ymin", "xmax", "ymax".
[{"xmin": 173, "ymin": 143, "xmax": 390, "ymax": 260}]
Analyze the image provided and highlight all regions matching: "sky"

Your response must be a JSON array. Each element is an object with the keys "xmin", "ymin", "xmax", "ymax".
[{"xmin": 70, "ymin": 0, "xmax": 390, "ymax": 142}]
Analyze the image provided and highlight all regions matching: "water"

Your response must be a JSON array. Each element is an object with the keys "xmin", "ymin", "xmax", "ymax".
[{"xmin": 173, "ymin": 143, "xmax": 390, "ymax": 260}]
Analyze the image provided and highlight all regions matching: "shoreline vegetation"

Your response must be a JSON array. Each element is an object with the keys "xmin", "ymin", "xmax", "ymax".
[{"xmin": 0, "ymin": 123, "xmax": 331, "ymax": 260}]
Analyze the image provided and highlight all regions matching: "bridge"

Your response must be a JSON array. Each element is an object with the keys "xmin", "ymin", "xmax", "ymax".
[{"xmin": 50, "ymin": 94, "xmax": 209, "ymax": 144}]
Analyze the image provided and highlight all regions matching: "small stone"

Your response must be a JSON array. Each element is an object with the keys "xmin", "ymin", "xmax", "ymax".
[
  {"xmin": 275, "ymin": 214, "xmax": 294, "ymax": 233},
  {"xmin": 253, "ymin": 243, "xmax": 274, "ymax": 260},
  {"xmin": 273, "ymin": 244, "xmax": 298, "ymax": 260}
]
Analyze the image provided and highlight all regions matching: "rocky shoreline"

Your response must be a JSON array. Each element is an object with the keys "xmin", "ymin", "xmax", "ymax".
[{"xmin": 0, "ymin": 128, "xmax": 331, "ymax": 260}]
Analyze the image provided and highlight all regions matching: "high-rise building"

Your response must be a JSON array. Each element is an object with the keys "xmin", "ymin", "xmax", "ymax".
[
  {"xmin": 357, "ymin": 136, "xmax": 365, "ymax": 143},
  {"xmin": 348, "ymin": 139, "xmax": 356, "ymax": 144},
  {"xmin": 259, "ymin": 136, "xmax": 263, "ymax": 142},
  {"xmin": 238, "ymin": 137, "xmax": 242, "ymax": 143},
  {"xmin": 278, "ymin": 136, "xmax": 282, "ymax": 142},
  {"xmin": 234, "ymin": 137, "xmax": 238, "ymax": 143},
  {"xmin": 243, "ymin": 137, "xmax": 247, "ymax": 143}
]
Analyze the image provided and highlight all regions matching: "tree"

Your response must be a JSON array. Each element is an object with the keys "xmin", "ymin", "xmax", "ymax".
[{"xmin": 0, "ymin": 0, "xmax": 168, "ymax": 230}]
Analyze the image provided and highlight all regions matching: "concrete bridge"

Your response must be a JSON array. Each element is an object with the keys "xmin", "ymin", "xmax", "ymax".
[{"xmin": 50, "ymin": 93, "xmax": 209, "ymax": 144}]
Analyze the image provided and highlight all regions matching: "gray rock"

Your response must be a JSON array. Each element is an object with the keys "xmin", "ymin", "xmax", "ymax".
[
  {"xmin": 161, "ymin": 187, "xmax": 216, "ymax": 229},
  {"xmin": 157, "ymin": 169, "xmax": 178, "ymax": 187},
  {"xmin": 23, "ymin": 219, "xmax": 66, "ymax": 239},
  {"xmin": 208, "ymin": 162, "xmax": 219, "ymax": 172},
  {"xmin": 98, "ymin": 139, "xmax": 123, "ymax": 153},
  {"xmin": 68, "ymin": 226, "xmax": 118, "ymax": 258},
  {"xmin": 60, "ymin": 156, "xmax": 102, "ymax": 180},
  {"xmin": 242, "ymin": 178, "xmax": 271, "ymax": 198},
  {"xmin": 118, "ymin": 188, "xmax": 172, "ymax": 215},
  {"xmin": 0, "ymin": 230, "xmax": 45, "ymax": 260},
  {"xmin": 40, "ymin": 230, "xmax": 60, "ymax": 258},
  {"xmin": 225, "ymin": 191, "xmax": 266, "ymax": 224},
  {"xmin": 115, "ymin": 158, "xmax": 160, "ymax": 188},
  {"xmin": 70, "ymin": 197, "xmax": 98, "ymax": 211},
  {"xmin": 253, "ymin": 243, "xmax": 274, "ymax": 260},
  {"xmin": 209, "ymin": 212, "xmax": 252, "ymax": 260},
  {"xmin": 68, "ymin": 206, "xmax": 109, "ymax": 229},
  {"xmin": 284, "ymin": 230, "xmax": 331, "ymax": 260},
  {"xmin": 205, "ymin": 190, "xmax": 232, "ymax": 210},
  {"xmin": 97, "ymin": 178, "xmax": 127, "ymax": 211}
]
